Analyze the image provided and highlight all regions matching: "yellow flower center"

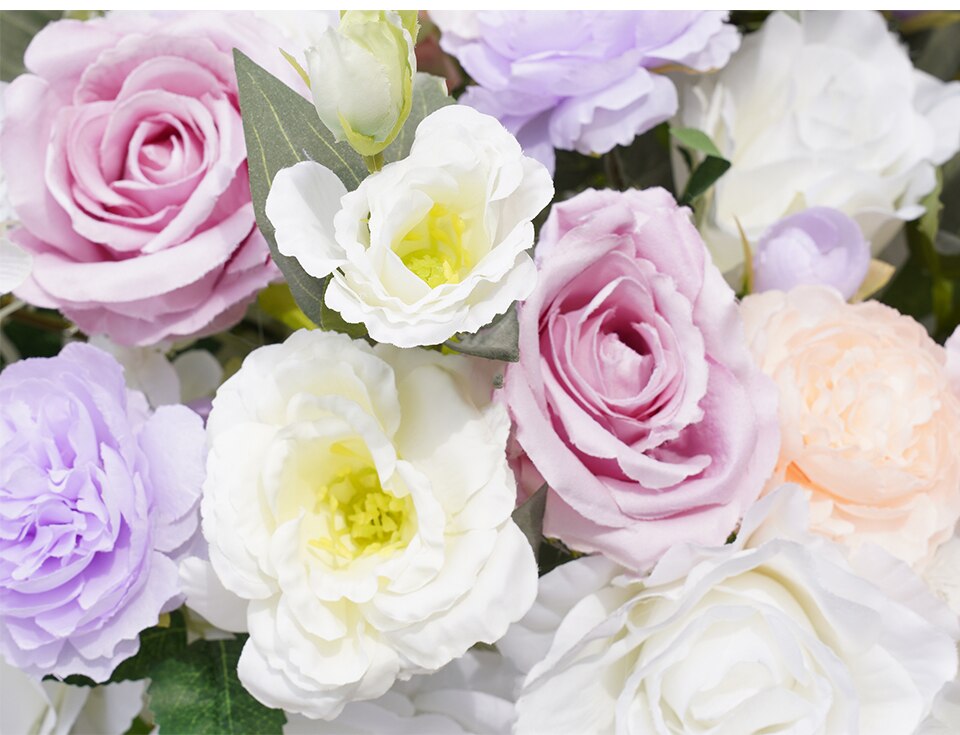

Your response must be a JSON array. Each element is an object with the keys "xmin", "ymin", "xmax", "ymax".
[
  {"xmin": 307, "ymin": 446, "xmax": 413, "ymax": 565},
  {"xmin": 394, "ymin": 204, "xmax": 471, "ymax": 288}
]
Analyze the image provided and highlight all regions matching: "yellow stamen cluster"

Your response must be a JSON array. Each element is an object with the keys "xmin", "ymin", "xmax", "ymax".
[
  {"xmin": 308, "ymin": 462, "xmax": 412, "ymax": 565},
  {"xmin": 394, "ymin": 203, "xmax": 471, "ymax": 288}
]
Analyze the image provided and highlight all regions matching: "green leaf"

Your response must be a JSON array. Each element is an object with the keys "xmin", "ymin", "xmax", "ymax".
[
  {"xmin": 903, "ymin": 170, "xmax": 960, "ymax": 336},
  {"xmin": 0, "ymin": 11, "xmax": 61, "ymax": 81},
  {"xmin": 123, "ymin": 716, "xmax": 155, "ymax": 735},
  {"xmin": 382, "ymin": 72, "xmax": 452, "ymax": 164},
  {"xmin": 512, "ymin": 484, "xmax": 547, "ymax": 564},
  {"xmin": 234, "ymin": 49, "xmax": 366, "ymax": 326},
  {"xmin": 611, "ymin": 124, "xmax": 674, "ymax": 192},
  {"xmin": 109, "ymin": 609, "xmax": 189, "ymax": 683},
  {"xmin": 915, "ymin": 20, "xmax": 960, "ymax": 82},
  {"xmin": 670, "ymin": 127, "xmax": 724, "ymax": 159},
  {"xmin": 680, "ymin": 156, "xmax": 731, "ymax": 206},
  {"xmin": 444, "ymin": 305, "xmax": 520, "ymax": 362},
  {"xmin": 880, "ymin": 252, "xmax": 934, "ymax": 328},
  {"xmin": 148, "ymin": 637, "xmax": 286, "ymax": 735},
  {"xmin": 934, "ymin": 231, "xmax": 960, "ymax": 278}
]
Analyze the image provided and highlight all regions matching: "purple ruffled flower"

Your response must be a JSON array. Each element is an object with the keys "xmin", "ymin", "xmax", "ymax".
[
  {"xmin": 431, "ymin": 11, "xmax": 740, "ymax": 173},
  {"xmin": 752, "ymin": 207, "xmax": 871, "ymax": 299},
  {"xmin": 0, "ymin": 343, "xmax": 205, "ymax": 680}
]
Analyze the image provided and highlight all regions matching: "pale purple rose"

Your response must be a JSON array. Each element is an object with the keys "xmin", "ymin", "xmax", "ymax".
[
  {"xmin": 1, "ymin": 12, "xmax": 287, "ymax": 346},
  {"xmin": 503, "ymin": 188, "xmax": 780, "ymax": 571},
  {"xmin": 431, "ymin": 11, "xmax": 740, "ymax": 173},
  {"xmin": 753, "ymin": 207, "xmax": 871, "ymax": 299},
  {"xmin": 0, "ymin": 343, "xmax": 205, "ymax": 680}
]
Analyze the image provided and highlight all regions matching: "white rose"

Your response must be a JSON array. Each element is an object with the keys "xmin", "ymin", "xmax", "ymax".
[
  {"xmin": 283, "ymin": 648, "xmax": 519, "ymax": 734},
  {"xmin": 0, "ymin": 658, "xmax": 148, "ymax": 735},
  {"xmin": 675, "ymin": 10, "xmax": 960, "ymax": 277},
  {"xmin": 917, "ymin": 680, "xmax": 960, "ymax": 735},
  {"xmin": 266, "ymin": 105, "xmax": 553, "ymax": 348},
  {"xmin": 502, "ymin": 486, "xmax": 959, "ymax": 735},
  {"xmin": 200, "ymin": 329, "xmax": 537, "ymax": 719}
]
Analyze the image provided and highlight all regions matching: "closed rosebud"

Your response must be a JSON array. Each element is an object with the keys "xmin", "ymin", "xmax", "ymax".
[
  {"xmin": 752, "ymin": 206, "xmax": 870, "ymax": 300},
  {"xmin": 306, "ymin": 10, "xmax": 417, "ymax": 158}
]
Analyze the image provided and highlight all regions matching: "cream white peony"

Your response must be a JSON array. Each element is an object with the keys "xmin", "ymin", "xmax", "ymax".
[
  {"xmin": 266, "ymin": 105, "xmax": 553, "ymax": 347},
  {"xmin": 200, "ymin": 329, "xmax": 537, "ymax": 719},
  {"xmin": 282, "ymin": 648, "xmax": 520, "ymax": 734},
  {"xmin": 502, "ymin": 486, "xmax": 959, "ymax": 735},
  {"xmin": 675, "ymin": 10, "xmax": 960, "ymax": 277}
]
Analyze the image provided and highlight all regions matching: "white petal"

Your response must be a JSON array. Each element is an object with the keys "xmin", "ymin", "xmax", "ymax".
[
  {"xmin": 0, "ymin": 236, "xmax": 33, "ymax": 294},
  {"xmin": 266, "ymin": 160, "xmax": 347, "ymax": 278}
]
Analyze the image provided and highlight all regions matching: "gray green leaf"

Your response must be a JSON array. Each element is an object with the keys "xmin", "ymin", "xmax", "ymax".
[
  {"xmin": 512, "ymin": 484, "xmax": 547, "ymax": 564},
  {"xmin": 445, "ymin": 305, "xmax": 520, "ymax": 362},
  {"xmin": 0, "ymin": 10, "xmax": 61, "ymax": 81},
  {"xmin": 148, "ymin": 636, "xmax": 285, "ymax": 735},
  {"xmin": 670, "ymin": 127, "xmax": 724, "ymax": 159},
  {"xmin": 234, "ymin": 49, "xmax": 366, "ymax": 327}
]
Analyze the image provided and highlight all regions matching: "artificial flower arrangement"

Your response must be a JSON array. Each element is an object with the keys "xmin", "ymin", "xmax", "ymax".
[{"xmin": 0, "ymin": 9, "xmax": 958, "ymax": 735}]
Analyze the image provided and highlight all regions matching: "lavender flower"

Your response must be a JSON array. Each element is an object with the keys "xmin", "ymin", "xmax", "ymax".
[
  {"xmin": 431, "ymin": 11, "xmax": 740, "ymax": 173},
  {"xmin": 752, "ymin": 207, "xmax": 871, "ymax": 299},
  {"xmin": 0, "ymin": 343, "xmax": 205, "ymax": 680}
]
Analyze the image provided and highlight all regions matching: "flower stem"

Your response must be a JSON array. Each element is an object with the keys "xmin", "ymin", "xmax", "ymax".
[{"xmin": 363, "ymin": 153, "xmax": 384, "ymax": 174}]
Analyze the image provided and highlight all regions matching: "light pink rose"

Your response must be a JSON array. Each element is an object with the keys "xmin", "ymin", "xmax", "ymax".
[
  {"xmin": 504, "ymin": 188, "xmax": 780, "ymax": 571},
  {"xmin": 1, "ymin": 13, "xmax": 285, "ymax": 345},
  {"xmin": 741, "ymin": 286, "xmax": 960, "ymax": 567}
]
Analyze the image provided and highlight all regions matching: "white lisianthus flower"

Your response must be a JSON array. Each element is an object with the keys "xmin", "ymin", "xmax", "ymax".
[
  {"xmin": 0, "ymin": 658, "xmax": 148, "ymax": 735},
  {"xmin": 306, "ymin": 10, "xmax": 418, "ymax": 157},
  {"xmin": 502, "ymin": 486, "xmax": 959, "ymax": 735},
  {"xmin": 266, "ymin": 105, "xmax": 554, "ymax": 348},
  {"xmin": 675, "ymin": 10, "xmax": 960, "ymax": 278},
  {"xmin": 283, "ymin": 648, "xmax": 520, "ymax": 734},
  {"xmin": 200, "ymin": 329, "xmax": 537, "ymax": 719}
]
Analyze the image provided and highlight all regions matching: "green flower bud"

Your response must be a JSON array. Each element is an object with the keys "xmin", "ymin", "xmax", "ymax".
[{"xmin": 306, "ymin": 10, "xmax": 417, "ymax": 158}]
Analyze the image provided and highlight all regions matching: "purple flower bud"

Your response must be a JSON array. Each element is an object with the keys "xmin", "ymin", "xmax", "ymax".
[{"xmin": 752, "ymin": 207, "xmax": 870, "ymax": 299}]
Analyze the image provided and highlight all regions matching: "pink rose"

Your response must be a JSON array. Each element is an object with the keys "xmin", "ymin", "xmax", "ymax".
[
  {"xmin": 504, "ymin": 188, "xmax": 779, "ymax": 570},
  {"xmin": 1, "ymin": 13, "xmax": 284, "ymax": 345}
]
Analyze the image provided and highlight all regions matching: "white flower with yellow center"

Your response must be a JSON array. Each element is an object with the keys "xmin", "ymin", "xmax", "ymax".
[
  {"xmin": 265, "ymin": 104, "xmax": 554, "ymax": 348},
  {"xmin": 199, "ymin": 329, "xmax": 537, "ymax": 719}
]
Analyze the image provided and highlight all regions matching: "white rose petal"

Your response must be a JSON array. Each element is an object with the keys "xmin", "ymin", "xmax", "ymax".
[
  {"xmin": 1, "ymin": 236, "xmax": 33, "ymax": 295},
  {"xmin": 282, "ymin": 648, "xmax": 520, "ymax": 734},
  {"xmin": 200, "ymin": 329, "xmax": 537, "ymax": 719},
  {"xmin": 675, "ymin": 10, "xmax": 960, "ymax": 279},
  {"xmin": 172, "ymin": 349, "xmax": 224, "ymax": 405},
  {"xmin": 0, "ymin": 658, "xmax": 146, "ymax": 735},
  {"xmin": 502, "ymin": 486, "xmax": 959, "ymax": 735},
  {"xmin": 266, "ymin": 105, "xmax": 553, "ymax": 348}
]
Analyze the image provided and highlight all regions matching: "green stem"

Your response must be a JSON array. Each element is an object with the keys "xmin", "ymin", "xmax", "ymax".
[{"xmin": 363, "ymin": 153, "xmax": 384, "ymax": 174}]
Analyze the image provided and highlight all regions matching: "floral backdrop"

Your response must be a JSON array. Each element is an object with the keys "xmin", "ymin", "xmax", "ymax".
[{"xmin": 0, "ymin": 9, "xmax": 959, "ymax": 735}]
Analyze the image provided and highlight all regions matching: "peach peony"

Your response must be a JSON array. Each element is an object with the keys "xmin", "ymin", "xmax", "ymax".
[{"xmin": 741, "ymin": 285, "xmax": 960, "ymax": 567}]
